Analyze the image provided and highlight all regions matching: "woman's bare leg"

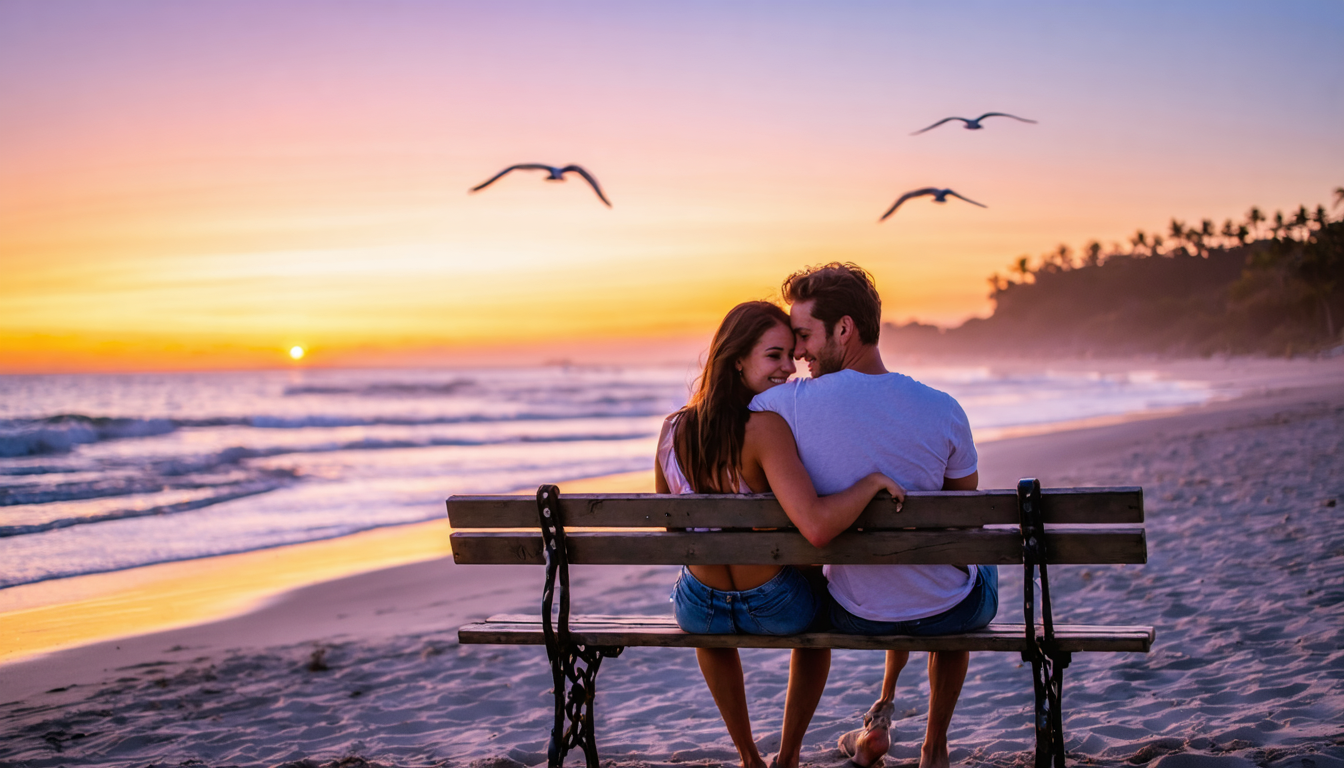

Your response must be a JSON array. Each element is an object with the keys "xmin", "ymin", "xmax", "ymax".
[
  {"xmin": 777, "ymin": 647, "xmax": 830, "ymax": 768},
  {"xmin": 696, "ymin": 647, "xmax": 768, "ymax": 768}
]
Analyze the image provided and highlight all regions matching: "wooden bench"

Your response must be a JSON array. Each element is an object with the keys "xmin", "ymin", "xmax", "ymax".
[{"xmin": 446, "ymin": 479, "xmax": 1153, "ymax": 768}]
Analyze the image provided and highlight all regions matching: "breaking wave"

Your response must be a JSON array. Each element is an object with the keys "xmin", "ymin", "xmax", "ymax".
[{"xmin": 0, "ymin": 411, "xmax": 665, "ymax": 457}]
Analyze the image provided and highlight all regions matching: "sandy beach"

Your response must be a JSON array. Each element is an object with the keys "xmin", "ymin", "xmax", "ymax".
[{"xmin": 1, "ymin": 358, "xmax": 1342, "ymax": 768}]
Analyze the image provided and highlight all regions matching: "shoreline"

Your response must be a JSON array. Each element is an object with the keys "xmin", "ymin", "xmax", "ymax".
[
  {"xmin": 0, "ymin": 469, "xmax": 653, "ymax": 667},
  {"xmin": 3, "ymin": 355, "xmax": 1342, "ymax": 668}
]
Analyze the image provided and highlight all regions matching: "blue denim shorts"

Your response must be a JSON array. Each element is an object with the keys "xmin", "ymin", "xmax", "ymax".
[
  {"xmin": 671, "ymin": 565, "xmax": 823, "ymax": 635},
  {"xmin": 829, "ymin": 566, "xmax": 999, "ymax": 636}
]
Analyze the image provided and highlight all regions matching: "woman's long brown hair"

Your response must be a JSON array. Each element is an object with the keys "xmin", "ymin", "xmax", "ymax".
[{"xmin": 673, "ymin": 301, "xmax": 791, "ymax": 493}]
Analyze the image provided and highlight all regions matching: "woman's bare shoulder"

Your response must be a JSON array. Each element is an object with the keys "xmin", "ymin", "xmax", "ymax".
[{"xmin": 744, "ymin": 409, "xmax": 791, "ymax": 441}]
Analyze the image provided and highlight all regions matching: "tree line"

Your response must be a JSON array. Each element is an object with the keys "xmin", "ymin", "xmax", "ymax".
[{"xmin": 886, "ymin": 188, "xmax": 1344, "ymax": 357}]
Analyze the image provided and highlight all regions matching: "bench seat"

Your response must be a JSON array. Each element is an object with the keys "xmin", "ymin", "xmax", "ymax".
[{"xmin": 460, "ymin": 613, "xmax": 1155, "ymax": 653}]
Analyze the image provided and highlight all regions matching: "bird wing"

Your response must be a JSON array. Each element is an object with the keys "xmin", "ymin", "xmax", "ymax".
[
  {"xmin": 976, "ymin": 112, "xmax": 1037, "ymax": 124},
  {"xmin": 879, "ymin": 188, "xmax": 939, "ymax": 221},
  {"xmin": 910, "ymin": 117, "xmax": 967, "ymax": 136},
  {"xmin": 561, "ymin": 165, "xmax": 612, "ymax": 207},
  {"xmin": 946, "ymin": 190, "xmax": 987, "ymax": 208},
  {"xmin": 469, "ymin": 164, "xmax": 555, "ymax": 192}
]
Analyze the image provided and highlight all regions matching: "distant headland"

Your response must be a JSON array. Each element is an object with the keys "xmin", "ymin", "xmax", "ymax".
[{"xmin": 887, "ymin": 189, "xmax": 1344, "ymax": 357}]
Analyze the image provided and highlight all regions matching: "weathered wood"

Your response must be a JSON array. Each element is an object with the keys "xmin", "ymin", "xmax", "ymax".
[
  {"xmin": 449, "ymin": 528, "xmax": 1147, "ymax": 566},
  {"xmin": 458, "ymin": 614, "xmax": 1156, "ymax": 653},
  {"xmin": 445, "ymin": 487, "xmax": 1143, "ymax": 529}
]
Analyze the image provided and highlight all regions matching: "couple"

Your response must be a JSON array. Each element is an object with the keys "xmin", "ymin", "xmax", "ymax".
[{"xmin": 654, "ymin": 263, "xmax": 998, "ymax": 768}]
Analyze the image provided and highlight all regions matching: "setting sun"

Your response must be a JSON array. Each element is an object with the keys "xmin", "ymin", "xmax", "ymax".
[{"xmin": 289, "ymin": 346, "xmax": 305, "ymax": 360}]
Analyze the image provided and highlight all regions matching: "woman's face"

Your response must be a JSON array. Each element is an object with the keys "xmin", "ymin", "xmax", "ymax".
[{"xmin": 737, "ymin": 322, "xmax": 797, "ymax": 394}]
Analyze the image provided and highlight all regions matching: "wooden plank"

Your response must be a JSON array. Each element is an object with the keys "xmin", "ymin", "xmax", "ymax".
[
  {"xmin": 481, "ymin": 614, "xmax": 1157, "ymax": 635},
  {"xmin": 450, "ymin": 528, "xmax": 1146, "ymax": 566},
  {"xmin": 457, "ymin": 615, "xmax": 1155, "ymax": 653},
  {"xmin": 445, "ymin": 487, "xmax": 1142, "ymax": 529}
]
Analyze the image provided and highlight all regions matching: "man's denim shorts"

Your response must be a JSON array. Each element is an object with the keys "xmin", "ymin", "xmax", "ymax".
[
  {"xmin": 671, "ymin": 565, "xmax": 822, "ymax": 635},
  {"xmin": 829, "ymin": 565, "xmax": 999, "ymax": 636}
]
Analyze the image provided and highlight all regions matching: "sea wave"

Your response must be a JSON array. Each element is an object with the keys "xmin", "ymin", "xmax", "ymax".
[
  {"xmin": 0, "ymin": 480, "xmax": 286, "ymax": 538},
  {"xmin": 0, "ymin": 415, "xmax": 176, "ymax": 458},
  {"xmin": 0, "ymin": 464, "xmax": 83, "ymax": 476},
  {"xmin": 0, "ymin": 410, "xmax": 667, "ymax": 457},
  {"xmin": 283, "ymin": 379, "xmax": 476, "ymax": 397},
  {"xmin": 148, "ymin": 430, "xmax": 656, "ymax": 477},
  {"xmin": 0, "ymin": 466, "xmax": 296, "ymax": 506},
  {"xmin": 0, "ymin": 429, "xmax": 656, "ymax": 505}
]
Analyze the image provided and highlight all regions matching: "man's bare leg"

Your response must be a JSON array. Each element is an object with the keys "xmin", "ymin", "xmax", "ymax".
[
  {"xmin": 921, "ymin": 651, "xmax": 969, "ymax": 768},
  {"xmin": 851, "ymin": 650, "xmax": 909, "ymax": 765},
  {"xmin": 879, "ymin": 649, "xmax": 908, "ymax": 703},
  {"xmin": 695, "ymin": 648, "xmax": 768, "ymax": 768},
  {"xmin": 776, "ymin": 647, "xmax": 830, "ymax": 768}
]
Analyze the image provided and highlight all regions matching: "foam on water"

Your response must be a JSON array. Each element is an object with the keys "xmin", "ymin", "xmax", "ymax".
[{"xmin": 0, "ymin": 365, "xmax": 1216, "ymax": 588}]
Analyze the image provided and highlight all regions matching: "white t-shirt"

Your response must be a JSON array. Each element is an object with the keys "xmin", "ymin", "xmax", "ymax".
[{"xmin": 749, "ymin": 369, "xmax": 979, "ymax": 622}]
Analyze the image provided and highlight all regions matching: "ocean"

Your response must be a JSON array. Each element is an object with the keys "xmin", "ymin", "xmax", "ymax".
[{"xmin": 0, "ymin": 365, "xmax": 1214, "ymax": 588}]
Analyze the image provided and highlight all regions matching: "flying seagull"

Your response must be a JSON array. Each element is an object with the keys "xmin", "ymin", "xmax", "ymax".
[
  {"xmin": 469, "ymin": 164, "xmax": 612, "ymax": 207},
  {"xmin": 880, "ymin": 188, "xmax": 986, "ymax": 221},
  {"xmin": 910, "ymin": 112, "xmax": 1037, "ymax": 136}
]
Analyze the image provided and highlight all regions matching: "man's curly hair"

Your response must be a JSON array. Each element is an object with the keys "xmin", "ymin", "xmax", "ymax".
[{"xmin": 781, "ymin": 262, "xmax": 882, "ymax": 345}]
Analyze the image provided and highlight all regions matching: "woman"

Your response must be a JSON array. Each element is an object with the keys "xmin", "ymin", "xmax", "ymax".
[{"xmin": 655, "ymin": 301, "xmax": 904, "ymax": 768}]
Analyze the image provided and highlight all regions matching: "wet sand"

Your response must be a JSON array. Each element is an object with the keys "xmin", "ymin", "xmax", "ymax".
[{"xmin": 1, "ymin": 359, "xmax": 1341, "ymax": 768}]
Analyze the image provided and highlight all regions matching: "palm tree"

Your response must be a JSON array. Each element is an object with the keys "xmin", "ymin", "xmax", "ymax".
[
  {"xmin": 1294, "ymin": 205, "xmax": 1310, "ymax": 240},
  {"xmin": 1334, "ymin": 187, "xmax": 1344, "ymax": 211},
  {"xmin": 1195, "ymin": 219, "xmax": 1214, "ymax": 256},
  {"xmin": 1188, "ymin": 229, "xmax": 1204, "ymax": 257},
  {"xmin": 1235, "ymin": 224, "xmax": 1249, "ymax": 246},
  {"xmin": 1273, "ymin": 211, "xmax": 1285, "ymax": 240},
  {"xmin": 1130, "ymin": 230, "xmax": 1149, "ymax": 256},
  {"xmin": 1084, "ymin": 241, "xmax": 1103, "ymax": 267},
  {"xmin": 1013, "ymin": 255, "xmax": 1032, "ymax": 283},
  {"xmin": 1221, "ymin": 219, "xmax": 1236, "ymax": 248},
  {"xmin": 1247, "ymin": 206, "xmax": 1265, "ymax": 239},
  {"xmin": 1056, "ymin": 244, "xmax": 1073, "ymax": 270},
  {"xmin": 1169, "ymin": 218, "xmax": 1187, "ymax": 249}
]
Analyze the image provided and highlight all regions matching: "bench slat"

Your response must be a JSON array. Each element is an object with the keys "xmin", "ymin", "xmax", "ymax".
[
  {"xmin": 449, "ymin": 528, "xmax": 1146, "ymax": 566},
  {"xmin": 458, "ymin": 614, "xmax": 1155, "ymax": 653},
  {"xmin": 446, "ymin": 487, "xmax": 1142, "ymax": 529}
]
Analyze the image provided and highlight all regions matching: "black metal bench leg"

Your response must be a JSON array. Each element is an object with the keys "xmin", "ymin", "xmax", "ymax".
[
  {"xmin": 537, "ymin": 484, "xmax": 628, "ymax": 768},
  {"xmin": 548, "ymin": 644, "xmax": 624, "ymax": 768},
  {"xmin": 1030, "ymin": 648, "xmax": 1070, "ymax": 768},
  {"xmin": 1019, "ymin": 478, "xmax": 1072, "ymax": 768}
]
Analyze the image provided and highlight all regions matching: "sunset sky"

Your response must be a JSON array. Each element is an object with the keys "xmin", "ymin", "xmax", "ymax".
[{"xmin": 2, "ymin": 1, "xmax": 1342, "ymax": 372}]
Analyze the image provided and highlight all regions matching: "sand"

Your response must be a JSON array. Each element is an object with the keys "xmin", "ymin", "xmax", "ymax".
[{"xmin": 1, "ymin": 359, "xmax": 1342, "ymax": 768}]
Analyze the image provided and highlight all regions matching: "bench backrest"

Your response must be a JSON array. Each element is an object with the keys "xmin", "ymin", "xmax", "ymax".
[{"xmin": 445, "ymin": 486, "xmax": 1145, "ymax": 567}]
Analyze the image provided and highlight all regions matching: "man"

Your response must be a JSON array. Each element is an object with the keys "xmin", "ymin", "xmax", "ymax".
[{"xmin": 749, "ymin": 262, "xmax": 997, "ymax": 768}]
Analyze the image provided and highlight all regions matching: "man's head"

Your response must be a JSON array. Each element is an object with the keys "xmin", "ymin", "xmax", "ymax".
[{"xmin": 781, "ymin": 262, "xmax": 882, "ymax": 377}]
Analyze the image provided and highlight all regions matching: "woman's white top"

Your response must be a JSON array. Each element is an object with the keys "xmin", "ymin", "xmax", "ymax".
[{"xmin": 656, "ymin": 413, "xmax": 750, "ymax": 495}]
